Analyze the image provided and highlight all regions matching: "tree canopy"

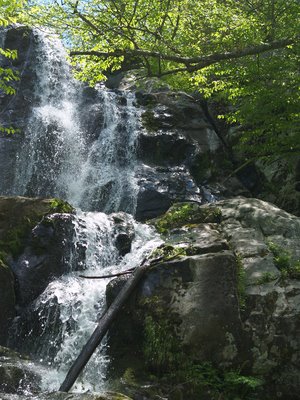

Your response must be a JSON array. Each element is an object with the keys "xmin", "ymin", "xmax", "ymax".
[
  {"xmin": 4, "ymin": 0, "xmax": 300, "ymax": 157},
  {"xmin": 0, "ymin": 0, "xmax": 25, "ymax": 133}
]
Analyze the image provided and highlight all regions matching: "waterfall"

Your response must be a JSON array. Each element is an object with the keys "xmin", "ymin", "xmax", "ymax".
[
  {"xmin": 11, "ymin": 29, "xmax": 140, "ymax": 215},
  {"xmin": 68, "ymin": 89, "xmax": 139, "ymax": 214},
  {"xmin": 11, "ymin": 30, "xmax": 86, "ymax": 200},
  {"xmin": 3, "ymin": 29, "xmax": 157, "ymax": 393}
]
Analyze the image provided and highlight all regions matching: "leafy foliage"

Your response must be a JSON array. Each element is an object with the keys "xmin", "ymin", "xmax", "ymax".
[
  {"xmin": 268, "ymin": 241, "xmax": 300, "ymax": 280},
  {"xmin": 0, "ymin": 0, "xmax": 24, "ymax": 134},
  {"xmin": 20, "ymin": 0, "xmax": 299, "ymax": 160},
  {"xmin": 143, "ymin": 313, "xmax": 263, "ymax": 398}
]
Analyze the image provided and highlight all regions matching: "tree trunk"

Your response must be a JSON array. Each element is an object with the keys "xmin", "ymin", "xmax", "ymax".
[{"xmin": 59, "ymin": 258, "xmax": 156, "ymax": 392}]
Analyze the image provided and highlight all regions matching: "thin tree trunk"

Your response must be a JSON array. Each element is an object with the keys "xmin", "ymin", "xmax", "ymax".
[{"xmin": 59, "ymin": 257, "xmax": 158, "ymax": 392}]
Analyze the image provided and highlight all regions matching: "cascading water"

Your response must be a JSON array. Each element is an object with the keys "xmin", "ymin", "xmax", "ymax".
[
  {"xmin": 10, "ymin": 212, "xmax": 161, "ymax": 392},
  {"xmin": 69, "ymin": 89, "xmax": 139, "ymax": 213},
  {"xmin": 4, "ymin": 29, "xmax": 161, "ymax": 393},
  {"xmin": 11, "ymin": 30, "xmax": 86, "ymax": 200},
  {"xmin": 11, "ymin": 29, "xmax": 140, "ymax": 215}
]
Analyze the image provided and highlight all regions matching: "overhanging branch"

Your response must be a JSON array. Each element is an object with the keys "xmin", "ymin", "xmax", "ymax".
[{"xmin": 69, "ymin": 37, "xmax": 297, "ymax": 76}]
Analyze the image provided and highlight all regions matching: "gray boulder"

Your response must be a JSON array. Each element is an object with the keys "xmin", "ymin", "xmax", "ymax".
[
  {"xmin": 107, "ymin": 197, "xmax": 300, "ymax": 399},
  {"xmin": 0, "ymin": 196, "xmax": 75, "ymax": 343}
]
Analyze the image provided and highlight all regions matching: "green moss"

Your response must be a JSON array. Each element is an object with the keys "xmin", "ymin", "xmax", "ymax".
[
  {"xmin": 0, "ymin": 197, "xmax": 74, "ymax": 259},
  {"xmin": 142, "ymin": 315, "xmax": 263, "ymax": 399},
  {"xmin": 151, "ymin": 202, "xmax": 222, "ymax": 234},
  {"xmin": 150, "ymin": 244, "xmax": 187, "ymax": 262},
  {"xmin": 150, "ymin": 243, "xmax": 209, "ymax": 264},
  {"xmin": 143, "ymin": 315, "xmax": 182, "ymax": 375},
  {"xmin": 140, "ymin": 288, "xmax": 262, "ymax": 399},
  {"xmin": 0, "ymin": 218, "xmax": 33, "ymax": 257},
  {"xmin": 49, "ymin": 198, "xmax": 74, "ymax": 213}
]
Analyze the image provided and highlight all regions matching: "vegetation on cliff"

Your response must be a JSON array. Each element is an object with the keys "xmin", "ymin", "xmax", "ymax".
[{"xmin": 14, "ymin": 0, "xmax": 299, "ymax": 161}]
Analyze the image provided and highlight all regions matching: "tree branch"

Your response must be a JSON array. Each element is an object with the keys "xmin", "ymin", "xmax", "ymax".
[{"xmin": 70, "ymin": 37, "xmax": 297, "ymax": 76}]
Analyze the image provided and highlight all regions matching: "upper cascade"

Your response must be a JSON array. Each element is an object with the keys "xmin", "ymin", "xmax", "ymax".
[{"xmin": 1, "ymin": 28, "xmax": 140, "ymax": 214}]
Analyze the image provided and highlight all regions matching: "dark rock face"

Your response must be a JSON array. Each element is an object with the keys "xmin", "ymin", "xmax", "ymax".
[
  {"xmin": 0, "ymin": 263, "xmax": 15, "ymax": 346},
  {"xmin": 11, "ymin": 213, "xmax": 75, "ymax": 305},
  {"xmin": 133, "ymin": 89, "xmax": 229, "ymax": 220},
  {"xmin": 0, "ymin": 196, "xmax": 75, "ymax": 342},
  {"xmin": 0, "ymin": 26, "xmax": 36, "ymax": 195},
  {"xmin": 111, "ymin": 212, "xmax": 135, "ymax": 257},
  {"xmin": 0, "ymin": 26, "xmax": 36, "ymax": 132},
  {"xmin": 136, "ymin": 91, "xmax": 220, "ymax": 150},
  {"xmin": 135, "ymin": 165, "xmax": 202, "ymax": 220}
]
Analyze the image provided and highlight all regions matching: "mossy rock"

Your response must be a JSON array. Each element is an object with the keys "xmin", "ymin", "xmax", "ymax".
[
  {"xmin": 0, "ymin": 196, "xmax": 74, "ymax": 258},
  {"xmin": 150, "ymin": 202, "xmax": 222, "ymax": 234}
]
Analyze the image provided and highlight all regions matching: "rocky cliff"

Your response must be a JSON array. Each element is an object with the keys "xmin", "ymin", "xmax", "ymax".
[
  {"xmin": 107, "ymin": 198, "xmax": 300, "ymax": 399},
  {"xmin": 0, "ymin": 26, "xmax": 299, "ymax": 400}
]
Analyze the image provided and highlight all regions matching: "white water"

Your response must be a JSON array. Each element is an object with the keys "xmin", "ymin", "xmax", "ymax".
[
  {"xmin": 12, "ymin": 30, "xmax": 86, "ymax": 200},
  {"xmin": 28, "ymin": 212, "xmax": 161, "ymax": 392},
  {"xmin": 68, "ymin": 88, "xmax": 139, "ymax": 213},
  {"xmin": 11, "ymin": 29, "xmax": 140, "ymax": 215},
  {"xmin": 5, "ymin": 29, "xmax": 161, "ymax": 393}
]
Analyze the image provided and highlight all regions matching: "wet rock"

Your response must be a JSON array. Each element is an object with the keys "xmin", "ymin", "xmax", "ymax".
[
  {"xmin": 0, "ymin": 346, "xmax": 41, "ymax": 394},
  {"xmin": 0, "ymin": 262, "xmax": 15, "ymax": 345},
  {"xmin": 11, "ymin": 213, "xmax": 76, "ymax": 305},
  {"xmin": 0, "ymin": 26, "xmax": 36, "ymax": 132},
  {"xmin": 136, "ymin": 90, "xmax": 221, "ymax": 152},
  {"xmin": 0, "ymin": 347, "xmax": 132, "ymax": 399},
  {"xmin": 0, "ymin": 196, "xmax": 75, "ymax": 308},
  {"xmin": 111, "ymin": 212, "xmax": 135, "ymax": 257},
  {"xmin": 137, "ymin": 130, "xmax": 195, "ymax": 167},
  {"xmin": 135, "ymin": 165, "xmax": 202, "ymax": 221}
]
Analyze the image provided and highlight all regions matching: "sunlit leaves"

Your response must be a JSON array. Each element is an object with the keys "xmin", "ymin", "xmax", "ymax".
[
  {"xmin": 2, "ymin": 0, "xmax": 300, "ymax": 154},
  {"xmin": 0, "ymin": 0, "xmax": 24, "ymax": 134}
]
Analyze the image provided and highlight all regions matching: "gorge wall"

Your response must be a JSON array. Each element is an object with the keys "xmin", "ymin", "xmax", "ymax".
[{"xmin": 0, "ymin": 25, "xmax": 300, "ymax": 400}]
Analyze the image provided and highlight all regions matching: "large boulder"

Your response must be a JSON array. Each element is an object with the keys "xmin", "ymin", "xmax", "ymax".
[
  {"xmin": 0, "ymin": 196, "xmax": 75, "ymax": 343},
  {"xmin": 11, "ymin": 212, "xmax": 76, "ymax": 305},
  {"xmin": 106, "ymin": 197, "xmax": 300, "ymax": 399},
  {"xmin": 218, "ymin": 197, "xmax": 300, "ymax": 399}
]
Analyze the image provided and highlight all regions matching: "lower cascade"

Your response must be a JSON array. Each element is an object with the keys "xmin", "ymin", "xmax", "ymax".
[{"xmin": 9, "ymin": 211, "xmax": 162, "ymax": 393}]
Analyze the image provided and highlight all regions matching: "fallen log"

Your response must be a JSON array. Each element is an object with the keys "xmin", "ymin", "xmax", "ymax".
[
  {"xmin": 78, "ymin": 268, "xmax": 135, "ymax": 280},
  {"xmin": 59, "ymin": 256, "xmax": 162, "ymax": 392}
]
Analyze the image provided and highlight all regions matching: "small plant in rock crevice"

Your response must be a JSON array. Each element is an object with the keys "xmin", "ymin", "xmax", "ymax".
[{"xmin": 268, "ymin": 241, "xmax": 300, "ymax": 280}]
